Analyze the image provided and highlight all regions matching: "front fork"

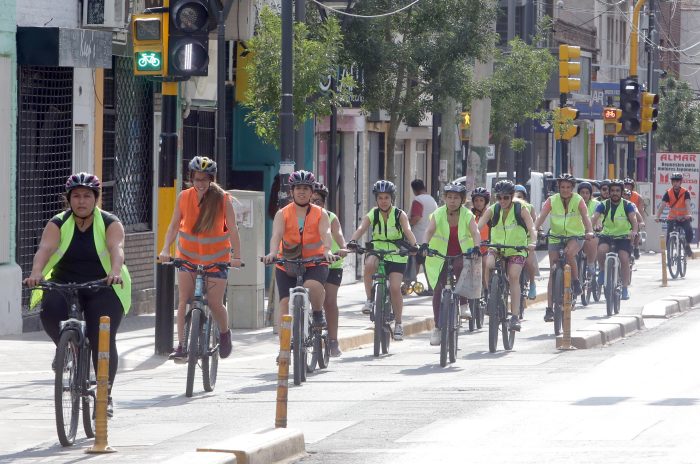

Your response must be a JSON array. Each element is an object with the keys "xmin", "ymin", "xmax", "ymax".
[
  {"xmin": 290, "ymin": 286, "xmax": 311, "ymax": 340},
  {"xmin": 605, "ymin": 252, "xmax": 619, "ymax": 289}
]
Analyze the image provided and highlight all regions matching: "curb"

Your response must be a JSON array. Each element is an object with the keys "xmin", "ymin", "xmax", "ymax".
[
  {"xmin": 198, "ymin": 427, "xmax": 306, "ymax": 464},
  {"xmin": 164, "ymin": 451, "xmax": 237, "ymax": 464},
  {"xmin": 558, "ymin": 315, "xmax": 645, "ymax": 349}
]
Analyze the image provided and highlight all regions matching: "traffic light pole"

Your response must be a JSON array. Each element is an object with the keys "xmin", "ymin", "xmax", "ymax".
[
  {"xmin": 559, "ymin": 93, "xmax": 568, "ymax": 175},
  {"xmin": 278, "ymin": 0, "xmax": 294, "ymax": 208},
  {"xmin": 646, "ymin": 0, "xmax": 656, "ymax": 182}
]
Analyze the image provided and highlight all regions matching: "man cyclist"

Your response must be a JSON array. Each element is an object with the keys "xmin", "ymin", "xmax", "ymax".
[
  {"xmin": 656, "ymin": 172, "xmax": 694, "ymax": 257},
  {"xmin": 477, "ymin": 180, "xmax": 537, "ymax": 332},
  {"xmin": 311, "ymin": 183, "xmax": 348, "ymax": 357},
  {"xmin": 347, "ymin": 180, "xmax": 418, "ymax": 341},
  {"xmin": 533, "ymin": 174, "xmax": 594, "ymax": 322},
  {"xmin": 423, "ymin": 182, "xmax": 481, "ymax": 345},
  {"xmin": 592, "ymin": 179, "xmax": 639, "ymax": 300},
  {"xmin": 263, "ymin": 170, "xmax": 336, "ymax": 330},
  {"xmin": 514, "ymin": 184, "xmax": 539, "ymax": 300},
  {"xmin": 471, "ymin": 187, "xmax": 491, "ymax": 288},
  {"xmin": 624, "ymin": 178, "xmax": 645, "ymax": 259}
]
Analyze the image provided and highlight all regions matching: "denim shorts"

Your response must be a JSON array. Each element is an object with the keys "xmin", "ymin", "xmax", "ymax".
[{"xmin": 178, "ymin": 267, "xmax": 228, "ymax": 280}]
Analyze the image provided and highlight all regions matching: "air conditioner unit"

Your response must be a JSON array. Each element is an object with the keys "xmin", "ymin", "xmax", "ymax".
[{"xmin": 83, "ymin": 0, "xmax": 128, "ymax": 30}]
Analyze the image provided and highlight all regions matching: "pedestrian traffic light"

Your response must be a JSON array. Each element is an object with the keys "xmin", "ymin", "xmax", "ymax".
[
  {"xmin": 619, "ymin": 78, "xmax": 641, "ymax": 135},
  {"xmin": 459, "ymin": 112, "xmax": 470, "ymax": 140},
  {"xmin": 559, "ymin": 45, "xmax": 581, "ymax": 94},
  {"xmin": 603, "ymin": 107, "xmax": 622, "ymax": 136},
  {"xmin": 554, "ymin": 106, "xmax": 580, "ymax": 140},
  {"xmin": 168, "ymin": 0, "xmax": 211, "ymax": 77},
  {"xmin": 132, "ymin": 13, "xmax": 166, "ymax": 76},
  {"xmin": 640, "ymin": 92, "xmax": 659, "ymax": 133}
]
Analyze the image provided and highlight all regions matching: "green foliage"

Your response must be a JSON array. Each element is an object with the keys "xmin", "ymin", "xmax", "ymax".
[
  {"xmin": 510, "ymin": 138, "xmax": 527, "ymax": 153},
  {"xmin": 656, "ymin": 76, "xmax": 700, "ymax": 152},
  {"xmin": 243, "ymin": 7, "xmax": 355, "ymax": 148}
]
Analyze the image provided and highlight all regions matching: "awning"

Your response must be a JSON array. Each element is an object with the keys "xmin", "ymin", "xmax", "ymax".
[{"xmin": 17, "ymin": 27, "xmax": 112, "ymax": 68}]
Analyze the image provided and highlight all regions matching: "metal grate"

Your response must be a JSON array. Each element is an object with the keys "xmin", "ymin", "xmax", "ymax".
[
  {"xmin": 102, "ymin": 57, "xmax": 154, "ymax": 232},
  {"xmin": 181, "ymin": 109, "xmax": 215, "ymax": 188},
  {"xmin": 16, "ymin": 66, "xmax": 74, "ymax": 307}
]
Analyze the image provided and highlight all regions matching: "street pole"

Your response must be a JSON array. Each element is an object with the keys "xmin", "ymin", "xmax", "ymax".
[
  {"xmin": 279, "ymin": 0, "xmax": 295, "ymax": 206},
  {"xmin": 628, "ymin": 0, "xmax": 646, "ymax": 181},
  {"xmin": 155, "ymin": 81, "xmax": 178, "ymax": 355},
  {"xmin": 646, "ymin": 0, "xmax": 656, "ymax": 182},
  {"xmin": 558, "ymin": 93, "xmax": 568, "ymax": 176},
  {"xmin": 294, "ymin": 0, "xmax": 306, "ymax": 172},
  {"xmin": 431, "ymin": 112, "xmax": 441, "ymax": 198},
  {"xmin": 606, "ymin": 96, "xmax": 615, "ymax": 178}
]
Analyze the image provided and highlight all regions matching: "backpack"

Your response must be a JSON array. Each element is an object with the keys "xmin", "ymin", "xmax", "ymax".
[
  {"xmin": 601, "ymin": 199, "xmax": 632, "ymax": 225},
  {"xmin": 372, "ymin": 207, "xmax": 404, "ymax": 238},
  {"xmin": 488, "ymin": 201, "xmax": 527, "ymax": 230}
]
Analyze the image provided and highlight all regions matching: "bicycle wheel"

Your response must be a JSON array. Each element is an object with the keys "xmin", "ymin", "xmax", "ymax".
[
  {"xmin": 448, "ymin": 294, "xmax": 459, "ymax": 364},
  {"xmin": 316, "ymin": 334, "xmax": 330, "ymax": 369},
  {"xmin": 477, "ymin": 297, "xmax": 485, "ymax": 329},
  {"xmin": 487, "ymin": 274, "xmax": 500, "ymax": 353},
  {"xmin": 373, "ymin": 284, "xmax": 383, "ymax": 357},
  {"xmin": 81, "ymin": 342, "xmax": 95, "ymax": 439},
  {"xmin": 186, "ymin": 308, "xmax": 202, "ymax": 397},
  {"xmin": 679, "ymin": 238, "xmax": 688, "ymax": 278},
  {"xmin": 468, "ymin": 299, "xmax": 477, "ymax": 332},
  {"xmin": 55, "ymin": 330, "xmax": 80, "ymax": 446},
  {"xmin": 501, "ymin": 293, "xmax": 515, "ymax": 351},
  {"xmin": 202, "ymin": 317, "xmax": 219, "ymax": 393},
  {"xmin": 439, "ymin": 290, "xmax": 449, "ymax": 367},
  {"xmin": 667, "ymin": 235, "xmax": 679, "ymax": 279},
  {"xmin": 552, "ymin": 268, "xmax": 563, "ymax": 336},
  {"xmin": 381, "ymin": 290, "xmax": 391, "ymax": 355},
  {"xmin": 579, "ymin": 257, "xmax": 589, "ymax": 307},
  {"xmin": 306, "ymin": 328, "xmax": 317, "ymax": 374},
  {"xmin": 292, "ymin": 298, "xmax": 304, "ymax": 385},
  {"xmin": 518, "ymin": 272, "xmax": 527, "ymax": 319},
  {"xmin": 605, "ymin": 260, "xmax": 615, "ymax": 317}
]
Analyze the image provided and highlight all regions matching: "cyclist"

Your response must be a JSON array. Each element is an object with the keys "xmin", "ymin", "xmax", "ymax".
[
  {"xmin": 471, "ymin": 187, "xmax": 491, "ymax": 288},
  {"xmin": 592, "ymin": 179, "xmax": 639, "ymax": 300},
  {"xmin": 347, "ymin": 180, "xmax": 418, "ymax": 341},
  {"xmin": 656, "ymin": 172, "xmax": 694, "ymax": 257},
  {"xmin": 577, "ymin": 181, "xmax": 600, "ymax": 281},
  {"xmin": 24, "ymin": 173, "xmax": 131, "ymax": 417},
  {"xmin": 598, "ymin": 179, "xmax": 611, "ymax": 201},
  {"xmin": 623, "ymin": 178, "xmax": 645, "ymax": 259},
  {"xmin": 477, "ymin": 180, "xmax": 537, "ymax": 332},
  {"xmin": 533, "ymin": 174, "xmax": 594, "ymax": 322},
  {"xmin": 514, "ymin": 184, "xmax": 538, "ymax": 300},
  {"xmin": 263, "ymin": 170, "xmax": 336, "ymax": 331},
  {"xmin": 160, "ymin": 156, "xmax": 241, "ymax": 361},
  {"xmin": 311, "ymin": 182, "xmax": 348, "ymax": 357},
  {"xmin": 423, "ymin": 182, "xmax": 481, "ymax": 345}
]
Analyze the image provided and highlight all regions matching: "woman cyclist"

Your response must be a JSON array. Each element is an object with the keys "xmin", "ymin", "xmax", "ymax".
[
  {"xmin": 471, "ymin": 187, "xmax": 491, "ymax": 288},
  {"xmin": 24, "ymin": 173, "xmax": 131, "ymax": 417},
  {"xmin": 160, "ymin": 156, "xmax": 242, "ymax": 361},
  {"xmin": 311, "ymin": 182, "xmax": 348, "ymax": 357},
  {"xmin": 514, "ymin": 184, "xmax": 538, "ymax": 300},
  {"xmin": 577, "ymin": 181, "xmax": 600, "ymax": 279}
]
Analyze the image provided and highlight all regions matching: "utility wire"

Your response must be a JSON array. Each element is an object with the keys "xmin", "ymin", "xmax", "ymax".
[{"xmin": 310, "ymin": 0, "xmax": 423, "ymax": 18}]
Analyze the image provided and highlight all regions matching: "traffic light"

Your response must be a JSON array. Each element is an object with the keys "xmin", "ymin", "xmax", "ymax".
[
  {"xmin": 132, "ymin": 13, "xmax": 166, "ymax": 76},
  {"xmin": 619, "ymin": 78, "xmax": 641, "ymax": 135},
  {"xmin": 559, "ymin": 45, "xmax": 581, "ymax": 94},
  {"xmin": 554, "ymin": 106, "xmax": 580, "ymax": 140},
  {"xmin": 640, "ymin": 92, "xmax": 659, "ymax": 133},
  {"xmin": 459, "ymin": 112, "xmax": 470, "ymax": 140},
  {"xmin": 603, "ymin": 107, "xmax": 622, "ymax": 136},
  {"xmin": 168, "ymin": 0, "xmax": 211, "ymax": 77}
]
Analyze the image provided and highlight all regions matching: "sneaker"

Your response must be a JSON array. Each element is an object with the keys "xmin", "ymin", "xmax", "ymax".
[
  {"xmin": 528, "ymin": 282, "xmax": 537, "ymax": 300},
  {"xmin": 429, "ymin": 327, "xmax": 441, "ymax": 346},
  {"xmin": 685, "ymin": 245, "xmax": 693, "ymax": 257},
  {"xmin": 312, "ymin": 311, "xmax": 327, "ymax": 327},
  {"xmin": 509, "ymin": 314, "xmax": 521, "ymax": 332},
  {"xmin": 460, "ymin": 303, "xmax": 472, "ymax": 319},
  {"xmin": 393, "ymin": 323, "xmax": 404, "ymax": 341},
  {"xmin": 621, "ymin": 287, "xmax": 630, "ymax": 300},
  {"xmin": 633, "ymin": 247, "xmax": 640, "ymax": 260},
  {"xmin": 106, "ymin": 396, "xmax": 114, "ymax": 418},
  {"xmin": 169, "ymin": 345, "xmax": 188, "ymax": 363},
  {"xmin": 362, "ymin": 300, "xmax": 373, "ymax": 315},
  {"xmin": 219, "ymin": 330, "xmax": 232, "ymax": 359},
  {"xmin": 572, "ymin": 279, "xmax": 582, "ymax": 295},
  {"xmin": 597, "ymin": 272, "xmax": 605, "ymax": 286},
  {"xmin": 329, "ymin": 339, "xmax": 342, "ymax": 357},
  {"xmin": 544, "ymin": 308, "xmax": 554, "ymax": 322}
]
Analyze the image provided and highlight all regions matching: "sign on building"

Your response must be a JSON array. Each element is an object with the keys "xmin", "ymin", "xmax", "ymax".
[{"xmin": 654, "ymin": 152, "xmax": 699, "ymax": 238}]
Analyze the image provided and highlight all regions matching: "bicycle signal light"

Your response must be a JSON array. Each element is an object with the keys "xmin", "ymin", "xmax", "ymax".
[
  {"xmin": 603, "ymin": 107, "xmax": 622, "ymax": 136},
  {"xmin": 132, "ymin": 14, "xmax": 166, "ymax": 76}
]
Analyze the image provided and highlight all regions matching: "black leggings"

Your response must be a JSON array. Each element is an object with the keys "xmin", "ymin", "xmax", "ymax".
[{"xmin": 40, "ymin": 287, "xmax": 124, "ymax": 387}]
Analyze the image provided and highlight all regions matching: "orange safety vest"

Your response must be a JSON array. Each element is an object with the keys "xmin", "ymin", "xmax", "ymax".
[
  {"xmin": 628, "ymin": 190, "xmax": 643, "ymax": 210},
  {"xmin": 277, "ymin": 202, "xmax": 325, "ymax": 269},
  {"xmin": 472, "ymin": 208, "xmax": 490, "ymax": 254},
  {"xmin": 667, "ymin": 187, "xmax": 690, "ymax": 219},
  {"xmin": 176, "ymin": 187, "xmax": 231, "ymax": 267}
]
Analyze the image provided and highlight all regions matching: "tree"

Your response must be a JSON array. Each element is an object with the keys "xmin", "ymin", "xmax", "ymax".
[
  {"xmin": 656, "ymin": 76, "xmax": 700, "ymax": 153},
  {"xmin": 343, "ymin": 0, "xmax": 498, "ymax": 183},
  {"xmin": 242, "ymin": 7, "xmax": 354, "ymax": 148}
]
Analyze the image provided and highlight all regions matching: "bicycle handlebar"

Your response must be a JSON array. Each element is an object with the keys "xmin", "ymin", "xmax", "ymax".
[
  {"xmin": 30, "ymin": 279, "xmax": 111, "ymax": 291},
  {"xmin": 160, "ymin": 258, "xmax": 240, "ymax": 272},
  {"xmin": 541, "ymin": 233, "xmax": 587, "ymax": 241},
  {"xmin": 347, "ymin": 245, "xmax": 413, "ymax": 257},
  {"xmin": 260, "ymin": 256, "xmax": 336, "ymax": 266},
  {"xmin": 480, "ymin": 242, "xmax": 529, "ymax": 252},
  {"xmin": 425, "ymin": 248, "xmax": 480, "ymax": 260}
]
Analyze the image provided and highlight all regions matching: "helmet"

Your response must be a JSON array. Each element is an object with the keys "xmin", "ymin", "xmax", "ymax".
[
  {"xmin": 372, "ymin": 180, "xmax": 396, "ymax": 199},
  {"xmin": 471, "ymin": 187, "xmax": 490, "ymax": 202},
  {"xmin": 623, "ymin": 177, "xmax": 635, "ymax": 186},
  {"xmin": 514, "ymin": 184, "xmax": 527, "ymax": 195},
  {"xmin": 313, "ymin": 182, "xmax": 329, "ymax": 196},
  {"xmin": 444, "ymin": 182, "xmax": 467, "ymax": 196},
  {"xmin": 188, "ymin": 156, "xmax": 217, "ymax": 175},
  {"xmin": 671, "ymin": 172, "xmax": 683, "ymax": 180},
  {"xmin": 557, "ymin": 173, "xmax": 576, "ymax": 185},
  {"xmin": 288, "ymin": 170, "xmax": 316, "ymax": 187},
  {"xmin": 577, "ymin": 181, "xmax": 593, "ymax": 193},
  {"xmin": 494, "ymin": 180, "xmax": 515, "ymax": 195},
  {"xmin": 610, "ymin": 178, "xmax": 625, "ymax": 188},
  {"xmin": 600, "ymin": 179, "xmax": 611, "ymax": 188},
  {"xmin": 65, "ymin": 172, "xmax": 101, "ymax": 195}
]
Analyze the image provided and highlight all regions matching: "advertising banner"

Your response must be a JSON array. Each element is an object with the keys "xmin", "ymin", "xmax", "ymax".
[{"xmin": 654, "ymin": 152, "xmax": 699, "ymax": 239}]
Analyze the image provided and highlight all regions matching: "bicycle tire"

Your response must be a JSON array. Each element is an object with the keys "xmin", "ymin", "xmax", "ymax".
[
  {"xmin": 186, "ymin": 308, "xmax": 202, "ymax": 397},
  {"xmin": 448, "ymin": 294, "xmax": 459, "ymax": 364},
  {"xmin": 501, "ymin": 293, "xmax": 514, "ymax": 351},
  {"xmin": 439, "ymin": 290, "xmax": 449, "ymax": 367},
  {"xmin": 667, "ymin": 235, "xmax": 679, "ymax": 279},
  {"xmin": 55, "ymin": 330, "xmax": 80, "ymax": 446},
  {"xmin": 579, "ymin": 257, "xmax": 590, "ymax": 307},
  {"xmin": 381, "ymin": 290, "xmax": 391, "ymax": 355},
  {"xmin": 614, "ymin": 274, "xmax": 621, "ymax": 315},
  {"xmin": 202, "ymin": 317, "xmax": 219, "ymax": 393},
  {"xmin": 605, "ymin": 260, "xmax": 615, "ymax": 317},
  {"xmin": 468, "ymin": 299, "xmax": 477, "ymax": 332},
  {"xmin": 317, "ymin": 334, "xmax": 330, "ymax": 369},
  {"xmin": 518, "ymin": 271, "xmax": 527, "ymax": 319},
  {"xmin": 373, "ymin": 284, "xmax": 383, "ymax": 357},
  {"xmin": 487, "ymin": 274, "xmax": 500, "ymax": 353},
  {"xmin": 679, "ymin": 237, "xmax": 688, "ymax": 278},
  {"xmin": 292, "ymin": 297, "xmax": 304, "ymax": 385},
  {"xmin": 81, "ymin": 342, "xmax": 95, "ymax": 439},
  {"xmin": 477, "ymin": 297, "xmax": 485, "ymax": 329},
  {"xmin": 552, "ymin": 268, "xmax": 563, "ymax": 336},
  {"xmin": 306, "ymin": 328, "xmax": 318, "ymax": 374}
]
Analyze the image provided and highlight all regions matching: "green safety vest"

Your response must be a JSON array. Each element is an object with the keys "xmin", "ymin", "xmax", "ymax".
[
  {"xmin": 425, "ymin": 206, "xmax": 475, "ymax": 289},
  {"xmin": 549, "ymin": 193, "xmax": 585, "ymax": 242},
  {"xmin": 587, "ymin": 199, "xmax": 600, "ymax": 218},
  {"xmin": 30, "ymin": 208, "xmax": 132, "ymax": 313},
  {"xmin": 488, "ymin": 203, "xmax": 528, "ymax": 257},
  {"xmin": 367, "ymin": 206, "xmax": 408, "ymax": 264},
  {"xmin": 327, "ymin": 210, "xmax": 344, "ymax": 270},
  {"xmin": 601, "ymin": 199, "xmax": 632, "ymax": 236}
]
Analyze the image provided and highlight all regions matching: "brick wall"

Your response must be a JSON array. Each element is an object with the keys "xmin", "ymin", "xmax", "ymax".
[
  {"xmin": 124, "ymin": 231, "xmax": 155, "ymax": 315},
  {"xmin": 16, "ymin": 0, "xmax": 78, "ymax": 28}
]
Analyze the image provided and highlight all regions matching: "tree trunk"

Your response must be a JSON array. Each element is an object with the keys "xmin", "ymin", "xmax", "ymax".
[
  {"xmin": 385, "ymin": 60, "xmax": 407, "ymax": 184},
  {"xmin": 440, "ymin": 97, "xmax": 458, "ymax": 190},
  {"xmin": 467, "ymin": 59, "xmax": 494, "ymax": 193}
]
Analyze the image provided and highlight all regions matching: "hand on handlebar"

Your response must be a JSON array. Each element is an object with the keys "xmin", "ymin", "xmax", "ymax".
[
  {"xmin": 263, "ymin": 252, "xmax": 277, "ymax": 264},
  {"xmin": 346, "ymin": 240, "xmax": 359, "ymax": 251},
  {"xmin": 323, "ymin": 250, "xmax": 337, "ymax": 262},
  {"xmin": 23, "ymin": 272, "xmax": 44, "ymax": 288},
  {"xmin": 585, "ymin": 231, "xmax": 595, "ymax": 241},
  {"xmin": 106, "ymin": 272, "xmax": 123, "ymax": 287}
]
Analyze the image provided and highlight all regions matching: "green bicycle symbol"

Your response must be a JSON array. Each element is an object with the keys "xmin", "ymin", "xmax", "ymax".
[{"xmin": 138, "ymin": 53, "xmax": 161, "ymax": 68}]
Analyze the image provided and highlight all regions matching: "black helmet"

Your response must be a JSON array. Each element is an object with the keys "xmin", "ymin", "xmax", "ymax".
[
  {"xmin": 65, "ymin": 172, "xmax": 101, "ymax": 196},
  {"xmin": 471, "ymin": 187, "xmax": 491, "ymax": 202},
  {"xmin": 671, "ymin": 172, "xmax": 683, "ymax": 181},
  {"xmin": 600, "ymin": 179, "xmax": 611, "ymax": 188},
  {"xmin": 494, "ymin": 180, "xmax": 515, "ymax": 195},
  {"xmin": 557, "ymin": 173, "xmax": 576, "ymax": 185},
  {"xmin": 372, "ymin": 180, "xmax": 396, "ymax": 199},
  {"xmin": 313, "ymin": 182, "xmax": 329, "ymax": 199},
  {"xmin": 577, "ymin": 181, "xmax": 593, "ymax": 193},
  {"xmin": 288, "ymin": 170, "xmax": 316, "ymax": 187}
]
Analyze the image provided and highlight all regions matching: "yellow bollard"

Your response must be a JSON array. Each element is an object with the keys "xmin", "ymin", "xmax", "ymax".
[
  {"xmin": 86, "ymin": 316, "xmax": 115, "ymax": 454},
  {"xmin": 275, "ymin": 314, "xmax": 292, "ymax": 428},
  {"xmin": 558, "ymin": 265, "xmax": 576, "ymax": 350},
  {"xmin": 660, "ymin": 236, "xmax": 668, "ymax": 287}
]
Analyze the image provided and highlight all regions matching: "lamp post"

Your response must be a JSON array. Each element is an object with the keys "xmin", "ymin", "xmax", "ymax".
[{"xmin": 277, "ymin": 0, "xmax": 295, "ymax": 208}]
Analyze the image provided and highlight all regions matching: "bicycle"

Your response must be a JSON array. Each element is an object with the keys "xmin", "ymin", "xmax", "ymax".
[
  {"xmin": 544, "ymin": 234, "xmax": 585, "ymax": 335},
  {"xmin": 663, "ymin": 218, "xmax": 691, "ymax": 279},
  {"xmin": 518, "ymin": 267, "xmax": 529, "ymax": 320},
  {"xmin": 163, "ymin": 259, "xmax": 232, "ymax": 397},
  {"xmin": 484, "ymin": 243, "xmax": 528, "ymax": 353},
  {"xmin": 467, "ymin": 288, "xmax": 486, "ymax": 332},
  {"xmin": 577, "ymin": 248, "xmax": 600, "ymax": 306},
  {"xmin": 30, "ymin": 279, "xmax": 110, "ymax": 447},
  {"xmin": 263, "ymin": 256, "xmax": 331, "ymax": 385},
  {"xmin": 598, "ymin": 234, "xmax": 630, "ymax": 317}
]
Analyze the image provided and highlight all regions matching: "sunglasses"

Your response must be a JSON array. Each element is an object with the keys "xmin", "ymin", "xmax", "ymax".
[
  {"xmin": 311, "ymin": 199, "xmax": 324, "ymax": 205},
  {"xmin": 496, "ymin": 195, "xmax": 511, "ymax": 201}
]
